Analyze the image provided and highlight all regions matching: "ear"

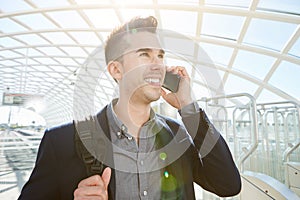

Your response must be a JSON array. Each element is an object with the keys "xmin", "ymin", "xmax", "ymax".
[{"xmin": 107, "ymin": 61, "xmax": 122, "ymax": 82}]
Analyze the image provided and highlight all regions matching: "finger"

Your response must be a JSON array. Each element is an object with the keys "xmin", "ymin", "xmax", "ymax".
[
  {"xmin": 74, "ymin": 185, "xmax": 104, "ymax": 197},
  {"xmin": 167, "ymin": 66, "xmax": 186, "ymax": 76},
  {"xmin": 161, "ymin": 88, "xmax": 171, "ymax": 101},
  {"xmin": 179, "ymin": 67, "xmax": 188, "ymax": 77},
  {"xmin": 102, "ymin": 167, "xmax": 111, "ymax": 189},
  {"xmin": 161, "ymin": 88, "xmax": 167, "ymax": 96},
  {"xmin": 78, "ymin": 175, "xmax": 102, "ymax": 187},
  {"xmin": 166, "ymin": 66, "xmax": 176, "ymax": 73}
]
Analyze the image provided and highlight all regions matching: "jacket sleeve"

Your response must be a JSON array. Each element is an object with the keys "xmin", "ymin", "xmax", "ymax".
[
  {"xmin": 181, "ymin": 105, "xmax": 241, "ymax": 197},
  {"xmin": 18, "ymin": 130, "xmax": 60, "ymax": 200}
]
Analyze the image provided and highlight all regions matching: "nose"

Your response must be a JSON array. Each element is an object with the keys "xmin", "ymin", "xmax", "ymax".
[
  {"xmin": 151, "ymin": 55, "xmax": 163, "ymax": 64},
  {"xmin": 149, "ymin": 60, "xmax": 165, "ymax": 71}
]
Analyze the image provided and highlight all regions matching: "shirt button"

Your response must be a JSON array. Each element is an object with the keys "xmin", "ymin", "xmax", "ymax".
[
  {"xmin": 121, "ymin": 125, "xmax": 126, "ymax": 131},
  {"xmin": 143, "ymin": 190, "xmax": 148, "ymax": 196},
  {"xmin": 116, "ymin": 131, "xmax": 121, "ymax": 138}
]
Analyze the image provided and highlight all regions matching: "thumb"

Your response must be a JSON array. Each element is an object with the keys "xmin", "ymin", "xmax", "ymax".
[
  {"xmin": 102, "ymin": 167, "xmax": 111, "ymax": 189},
  {"xmin": 161, "ymin": 88, "xmax": 167, "ymax": 95}
]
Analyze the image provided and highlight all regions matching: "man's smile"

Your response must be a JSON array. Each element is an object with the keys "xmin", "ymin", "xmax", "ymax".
[{"xmin": 144, "ymin": 77, "xmax": 162, "ymax": 86}]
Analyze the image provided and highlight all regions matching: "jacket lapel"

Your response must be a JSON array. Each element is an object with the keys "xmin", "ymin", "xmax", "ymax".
[{"xmin": 155, "ymin": 123, "xmax": 186, "ymax": 199}]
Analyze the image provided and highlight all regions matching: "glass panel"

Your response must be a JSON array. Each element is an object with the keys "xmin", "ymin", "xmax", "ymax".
[
  {"xmin": 0, "ymin": 0, "xmax": 32, "ymax": 12},
  {"xmin": 0, "ymin": 60, "xmax": 19, "ymax": 66},
  {"xmin": 233, "ymin": 50, "xmax": 275, "ymax": 80},
  {"xmin": 256, "ymin": 89, "xmax": 285, "ymax": 103},
  {"xmin": 69, "ymin": 32, "xmax": 102, "ymax": 45},
  {"xmin": 193, "ymin": 64, "xmax": 223, "ymax": 96},
  {"xmin": 205, "ymin": 0, "xmax": 251, "ymax": 8},
  {"xmin": 60, "ymin": 47, "xmax": 88, "ymax": 57},
  {"xmin": 83, "ymin": 9, "xmax": 120, "ymax": 29},
  {"xmin": 200, "ymin": 42, "xmax": 234, "ymax": 66},
  {"xmin": 0, "ymin": 50, "xmax": 22, "ymax": 58},
  {"xmin": 40, "ymin": 32, "xmax": 77, "ymax": 45},
  {"xmin": 0, "ymin": 37, "xmax": 24, "ymax": 47},
  {"xmin": 192, "ymin": 82, "xmax": 211, "ymax": 100},
  {"xmin": 26, "ymin": 76, "xmax": 44, "ymax": 82},
  {"xmin": 33, "ymin": 58, "xmax": 58, "ymax": 65},
  {"xmin": 269, "ymin": 61, "xmax": 300, "ymax": 99},
  {"xmin": 14, "ymin": 58, "xmax": 39, "ymax": 65},
  {"xmin": 224, "ymin": 74, "xmax": 258, "ymax": 95},
  {"xmin": 31, "ymin": 71, "xmax": 63, "ymax": 78},
  {"xmin": 289, "ymin": 37, "xmax": 300, "ymax": 57},
  {"xmin": 75, "ymin": 58, "xmax": 85, "ymax": 64},
  {"xmin": 30, "ymin": 65, "xmax": 52, "ymax": 72},
  {"xmin": 30, "ymin": 0, "xmax": 70, "ymax": 8},
  {"xmin": 1, "ymin": 66, "xmax": 21, "ymax": 72},
  {"xmin": 55, "ymin": 58, "xmax": 78, "ymax": 66},
  {"xmin": 158, "ymin": 0, "xmax": 199, "ymax": 5},
  {"xmin": 0, "ymin": 18, "xmax": 28, "ymax": 33},
  {"xmin": 14, "ymin": 34, "xmax": 50, "ymax": 45},
  {"xmin": 257, "ymin": 0, "xmax": 300, "ymax": 14},
  {"xmin": 243, "ymin": 19, "xmax": 297, "ymax": 51},
  {"xmin": 115, "ymin": 0, "xmax": 152, "ymax": 4},
  {"xmin": 84, "ymin": 47, "xmax": 97, "ymax": 54},
  {"xmin": 160, "ymin": 10, "xmax": 198, "ymax": 36},
  {"xmin": 37, "ymin": 47, "xmax": 66, "ymax": 56},
  {"xmin": 100, "ymin": 32, "xmax": 111, "ymax": 42},
  {"xmin": 49, "ymin": 65, "xmax": 74, "ymax": 73},
  {"xmin": 2, "ymin": 73, "xmax": 20, "ymax": 78},
  {"xmin": 39, "ymin": 77, "xmax": 57, "ymax": 83},
  {"xmin": 202, "ymin": 13, "xmax": 245, "ymax": 40},
  {"xmin": 13, "ymin": 14, "xmax": 57, "ymax": 30},
  {"xmin": 13, "ymin": 48, "xmax": 44, "ymax": 57},
  {"xmin": 1, "ymin": 77, "xmax": 18, "ymax": 82},
  {"xmin": 121, "ymin": 9, "xmax": 156, "ymax": 22},
  {"xmin": 47, "ymin": 11, "xmax": 89, "ymax": 28},
  {"xmin": 74, "ymin": 0, "xmax": 110, "ymax": 4}
]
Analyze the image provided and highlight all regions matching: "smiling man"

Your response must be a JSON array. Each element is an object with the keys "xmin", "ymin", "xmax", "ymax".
[
  {"xmin": 109, "ymin": 47, "xmax": 166, "ymax": 143},
  {"xmin": 18, "ymin": 16, "xmax": 241, "ymax": 200}
]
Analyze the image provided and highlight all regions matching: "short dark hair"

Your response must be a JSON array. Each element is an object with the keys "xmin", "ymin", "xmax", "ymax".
[{"xmin": 104, "ymin": 16, "xmax": 158, "ymax": 64}]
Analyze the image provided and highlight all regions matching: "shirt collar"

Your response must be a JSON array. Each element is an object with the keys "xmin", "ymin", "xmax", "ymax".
[{"xmin": 106, "ymin": 98, "xmax": 162, "ymax": 138}]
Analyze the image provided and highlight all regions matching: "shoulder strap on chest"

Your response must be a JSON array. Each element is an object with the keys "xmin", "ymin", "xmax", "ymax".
[{"xmin": 74, "ymin": 106, "xmax": 109, "ymax": 176}]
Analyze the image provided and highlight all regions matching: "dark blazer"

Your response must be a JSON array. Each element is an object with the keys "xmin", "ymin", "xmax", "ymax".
[{"xmin": 18, "ymin": 106, "xmax": 241, "ymax": 200}]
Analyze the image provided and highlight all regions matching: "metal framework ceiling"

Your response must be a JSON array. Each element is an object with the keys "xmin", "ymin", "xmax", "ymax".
[{"xmin": 0, "ymin": 0, "xmax": 300, "ymax": 127}]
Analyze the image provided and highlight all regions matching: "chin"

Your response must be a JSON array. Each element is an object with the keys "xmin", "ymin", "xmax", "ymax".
[
  {"xmin": 151, "ymin": 93, "xmax": 162, "ymax": 102},
  {"xmin": 144, "ymin": 91, "xmax": 161, "ymax": 103}
]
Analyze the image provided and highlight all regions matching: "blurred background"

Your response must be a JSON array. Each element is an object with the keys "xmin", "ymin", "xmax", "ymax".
[{"xmin": 0, "ymin": 0, "xmax": 299, "ymax": 199}]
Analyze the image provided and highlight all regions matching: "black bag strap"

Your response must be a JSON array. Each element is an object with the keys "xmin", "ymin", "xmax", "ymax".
[
  {"xmin": 74, "ymin": 105, "xmax": 111, "ymax": 177},
  {"xmin": 74, "ymin": 117, "xmax": 104, "ymax": 176}
]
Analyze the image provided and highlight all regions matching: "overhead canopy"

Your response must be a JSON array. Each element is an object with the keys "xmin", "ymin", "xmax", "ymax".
[{"xmin": 0, "ymin": 0, "xmax": 299, "ymax": 127}]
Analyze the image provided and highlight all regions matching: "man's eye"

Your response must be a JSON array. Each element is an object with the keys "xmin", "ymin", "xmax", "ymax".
[
  {"xmin": 158, "ymin": 54, "xmax": 164, "ymax": 59},
  {"xmin": 139, "ymin": 52, "xmax": 149, "ymax": 57}
]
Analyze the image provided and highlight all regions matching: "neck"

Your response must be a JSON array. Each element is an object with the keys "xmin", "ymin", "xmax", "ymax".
[{"xmin": 114, "ymin": 97, "xmax": 151, "ymax": 139}]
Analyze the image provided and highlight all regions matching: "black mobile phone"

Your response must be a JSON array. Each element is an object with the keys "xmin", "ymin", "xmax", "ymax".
[{"xmin": 162, "ymin": 71, "xmax": 180, "ymax": 93}]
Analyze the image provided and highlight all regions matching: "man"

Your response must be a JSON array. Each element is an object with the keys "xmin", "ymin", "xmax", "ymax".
[{"xmin": 18, "ymin": 16, "xmax": 241, "ymax": 200}]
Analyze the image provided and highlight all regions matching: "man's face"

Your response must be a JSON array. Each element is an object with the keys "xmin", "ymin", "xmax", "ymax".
[{"xmin": 119, "ymin": 47, "xmax": 166, "ymax": 104}]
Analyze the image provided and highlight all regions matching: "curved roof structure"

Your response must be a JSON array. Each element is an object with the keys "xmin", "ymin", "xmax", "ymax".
[{"xmin": 1, "ymin": 0, "xmax": 300, "ymax": 127}]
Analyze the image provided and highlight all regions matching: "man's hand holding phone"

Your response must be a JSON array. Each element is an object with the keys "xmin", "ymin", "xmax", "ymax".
[
  {"xmin": 161, "ymin": 66, "xmax": 193, "ymax": 109},
  {"xmin": 163, "ymin": 71, "xmax": 181, "ymax": 93}
]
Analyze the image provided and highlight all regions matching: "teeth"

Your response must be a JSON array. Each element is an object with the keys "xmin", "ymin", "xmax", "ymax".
[{"xmin": 145, "ymin": 78, "xmax": 160, "ymax": 83}]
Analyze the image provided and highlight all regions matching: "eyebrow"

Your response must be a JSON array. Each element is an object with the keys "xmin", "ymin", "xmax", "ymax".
[{"xmin": 135, "ymin": 48, "xmax": 165, "ymax": 55}]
